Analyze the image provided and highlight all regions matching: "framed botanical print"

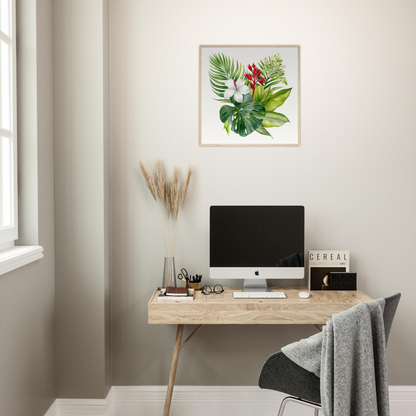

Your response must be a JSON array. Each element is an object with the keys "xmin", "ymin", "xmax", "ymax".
[{"xmin": 199, "ymin": 45, "xmax": 300, "ymax": 146}]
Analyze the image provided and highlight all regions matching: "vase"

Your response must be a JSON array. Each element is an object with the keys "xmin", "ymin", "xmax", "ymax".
[{"xmin": 162, "ymin": 257, "xmax": 176, "ymax": 288}]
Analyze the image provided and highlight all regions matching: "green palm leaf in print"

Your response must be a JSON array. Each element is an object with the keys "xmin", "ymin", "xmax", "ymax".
[
  {"xmin": 257, "ymin": 54, "xmax": 288, "ymax": 90},
  {"xmin": 219, "ymin": 94, "xmax": 266, "ymax": 137},
  {"xmin": 208, "ymin": 53, "xmax": 245, "ymax": 98}
]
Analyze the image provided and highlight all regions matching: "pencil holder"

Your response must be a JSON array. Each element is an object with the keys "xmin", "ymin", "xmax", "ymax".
[{"xmin": 187, "ymin": 282, "xmax": 201, "ymax": 290}]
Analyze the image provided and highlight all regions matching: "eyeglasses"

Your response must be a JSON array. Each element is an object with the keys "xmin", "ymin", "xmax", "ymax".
[{"xmin": 201, "ymin": 284, "xmax": 224, "ymax": 295}]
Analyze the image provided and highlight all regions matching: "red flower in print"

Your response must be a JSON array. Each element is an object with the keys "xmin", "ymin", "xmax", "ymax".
[{"xmin": 245, "ymin": 64, "xmax": 266, "ymax": 96}]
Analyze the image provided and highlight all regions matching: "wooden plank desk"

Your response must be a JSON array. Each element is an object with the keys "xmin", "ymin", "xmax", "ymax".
[{"xmin": 148, "ymin": 286, "xmax": 372, "ymax": 416}]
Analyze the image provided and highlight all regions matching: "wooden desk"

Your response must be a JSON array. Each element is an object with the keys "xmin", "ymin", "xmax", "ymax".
[{"xmin": 148, "ymin": 286, "xmax": 372, "ymax": 416}]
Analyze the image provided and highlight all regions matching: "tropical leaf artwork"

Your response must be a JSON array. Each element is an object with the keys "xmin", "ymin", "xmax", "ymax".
[{"xmin": 208, "ymin": 53, "xmax": 292, "ymax": 139}]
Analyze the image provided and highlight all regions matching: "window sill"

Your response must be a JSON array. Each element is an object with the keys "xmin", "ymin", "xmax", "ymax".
[{"xmin": 0, "ymin": 245, "xmax": 44, "ymax": 276}]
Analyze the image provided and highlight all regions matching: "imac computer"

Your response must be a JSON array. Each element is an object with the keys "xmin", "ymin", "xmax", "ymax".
[{"xmin": 209, "ymin": 205, "xmax": 305, "ymax": 292}]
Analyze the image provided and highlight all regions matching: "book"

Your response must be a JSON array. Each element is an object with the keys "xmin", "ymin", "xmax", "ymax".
[
  {"xmin": 308, "ymin": 250, "xmax": 350, "ymax": 290},
  {"xmin": 157, "ymin": 288, "xmax": 195, "ymax": 301},
  {"xmin": 165, "ymin": 286, "xmax": 188, "ymax": 296}
]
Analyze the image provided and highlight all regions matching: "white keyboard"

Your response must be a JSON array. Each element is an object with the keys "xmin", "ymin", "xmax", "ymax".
[{"xmin": 233, "ymin": 291, "xmax": 286, "ymax": 299}]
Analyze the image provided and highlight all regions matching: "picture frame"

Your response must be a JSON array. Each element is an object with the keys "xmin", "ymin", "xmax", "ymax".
[{"xmin": 199, "ymin": 45, "xmax": 300, "ymax": 147}]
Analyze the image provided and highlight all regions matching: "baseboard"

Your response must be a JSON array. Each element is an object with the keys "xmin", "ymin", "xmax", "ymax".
[
  {"xmin": 112, "ymin": 386, "xmax": 289, "ymax": 416},
  {"xmin": 45, "ymin": 385, "xmax": 416, "ymax": 416},
  {"xmin": 389, "ymin": 386, "xmax": 416, "ymax": 416},
  {"xmin": 50, "ymin": 389, "xmax": 114, "ymax": 416}
]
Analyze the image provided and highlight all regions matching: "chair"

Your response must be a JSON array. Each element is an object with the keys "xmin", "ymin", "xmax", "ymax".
[{"xmin": 258, "ymin": 293, "xmax": 401, "ymax": 416}]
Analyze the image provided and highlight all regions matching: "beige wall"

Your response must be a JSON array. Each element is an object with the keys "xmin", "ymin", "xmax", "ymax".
[
  {"xmin": 2, "ymin": 1, "xmax": 415, "ymax": 412},
  {"xmin": 110, "ymin": 0, "xmax": 416, "ymax": 386},
  {"xmin": 54, "ymin": 0, "xmax": 111, "ymax": 399},
  {"xmin": 0, "ymin": 1, "xmax": 56, "ymax": 415}
]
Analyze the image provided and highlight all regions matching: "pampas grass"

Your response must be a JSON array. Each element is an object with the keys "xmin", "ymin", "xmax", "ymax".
[
  {"xmin": 182, "ymin": 164, "xmax": 193, "ymax": 205},
  {"xmin": 171, "ymin": 167, "xmax": 180, "ymax": 221},
  {"xmin": 139, "ymin": 159, "xmax": 193, "ymax": 286},
  {"xmin": 163, "ymin": 180, "xmax": 170, "ymax": 219},
  {"xmin": 156, "ymin": 159, "xmax": 165, "ymax": 203},
  {"xmin": 139, "ymin": 160, "xmax": 157, "ymax": 201}
]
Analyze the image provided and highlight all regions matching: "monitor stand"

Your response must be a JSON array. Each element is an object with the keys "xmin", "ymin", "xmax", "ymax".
[{"xmin": 242, "ymin": 279, "xmax": 270, "ymax": 292}]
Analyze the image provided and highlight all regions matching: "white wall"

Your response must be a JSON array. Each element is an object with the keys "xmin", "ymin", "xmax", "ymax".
[{"xmin": 110, "ymin": 0, "xmax": 416, "ymax": 386}]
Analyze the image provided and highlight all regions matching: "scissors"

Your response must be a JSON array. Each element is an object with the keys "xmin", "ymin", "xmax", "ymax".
[{"xmin": 177, "ymin": 268, "xmax": 190, "ymax": 283}]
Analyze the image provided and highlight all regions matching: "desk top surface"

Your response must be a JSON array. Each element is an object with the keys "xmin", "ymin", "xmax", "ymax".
[{"xmin": 148, "ymin": 286, "xmax": 372, "ymax": 325}]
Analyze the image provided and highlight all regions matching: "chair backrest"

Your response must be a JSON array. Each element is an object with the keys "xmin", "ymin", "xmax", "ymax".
[{"xmin": 383, "ymin": 293, "xmax": 401, "ymax": 345}]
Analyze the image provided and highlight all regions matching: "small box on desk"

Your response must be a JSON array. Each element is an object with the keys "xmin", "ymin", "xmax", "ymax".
[{"xmin": 328, "ymin": 272, "xmax": 357, "ymax": 290}]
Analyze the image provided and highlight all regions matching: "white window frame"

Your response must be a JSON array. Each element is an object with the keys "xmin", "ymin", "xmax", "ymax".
[
  {"xmin": 0, "ymin": 0, "xmax": 17, "ymax": 247},
  {"xmin": 0, "ymin": 0, "xmax": 43, "ymax": 274}
]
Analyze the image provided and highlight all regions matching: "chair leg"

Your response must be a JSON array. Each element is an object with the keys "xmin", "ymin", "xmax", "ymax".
[
  {"xmin": 277, "ymin": 397, "xmax": 292, "ymax": 416},
  {"xmin": 276, "ymin": 396, "xmax": 321, "ymax": 416}
]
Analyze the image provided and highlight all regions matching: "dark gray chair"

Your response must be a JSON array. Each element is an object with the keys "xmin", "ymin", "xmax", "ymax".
[{"xmin": 258, "ymin": 293, "xmax": 401, "ymax": 416}]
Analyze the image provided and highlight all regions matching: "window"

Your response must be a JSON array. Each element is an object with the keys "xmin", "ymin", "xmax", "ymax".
[
  {"xmin": 0, "ymin": 0, "xmax": 17, "ymax": 247},
  {"xmin": 0, "ymin": 0, "xmax": 43, "ymax": 273}
]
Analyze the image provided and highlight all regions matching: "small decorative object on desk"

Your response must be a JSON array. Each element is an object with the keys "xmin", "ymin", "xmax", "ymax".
[
  {"xmin": 308, "ymin": 250, "xmax": 349, "ymax": 291},
  {"xmin": 328, "ymin": 272, "xmax": 357, "ymax": 290},
  {"xmin": 139, "ymin": 159, "xmax": 193, "ymax": 288},
  {"xmin": 157, "ymin": 287, "xmax": 195, "ymax": 301}
]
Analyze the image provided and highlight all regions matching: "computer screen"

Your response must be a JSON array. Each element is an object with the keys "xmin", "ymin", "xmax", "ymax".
[{"xmin": 209, "ymin": 205, "xmax": 305, "ymax": 289}]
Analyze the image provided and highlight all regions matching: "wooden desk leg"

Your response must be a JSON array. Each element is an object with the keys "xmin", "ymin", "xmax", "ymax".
[{"xmin": 163, "ymin": 324, "xmax": 184, "ymax": 416}]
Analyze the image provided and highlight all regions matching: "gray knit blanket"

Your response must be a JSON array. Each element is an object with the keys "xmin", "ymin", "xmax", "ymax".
[{"xmin": 282, "ymin": 299, "xmax": 389, "ymax": 416}]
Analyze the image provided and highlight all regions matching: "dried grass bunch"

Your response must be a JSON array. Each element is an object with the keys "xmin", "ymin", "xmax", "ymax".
[{"xmin": 139, "ymin": 159, "xmax": 193, "ymax": 285}]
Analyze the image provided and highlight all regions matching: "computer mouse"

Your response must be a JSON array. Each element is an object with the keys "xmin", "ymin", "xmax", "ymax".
[{"xmin": 299, "ymin": 291, "xmax": 311, "ymax": 299}]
